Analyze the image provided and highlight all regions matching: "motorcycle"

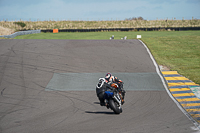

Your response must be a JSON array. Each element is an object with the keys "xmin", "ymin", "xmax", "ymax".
[{"xmin": 96, "ymin": 78, "xmax": 124, "ymax": 114}]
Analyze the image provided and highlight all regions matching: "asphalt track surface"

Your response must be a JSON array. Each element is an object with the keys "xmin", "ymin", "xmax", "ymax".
[{"xmin": 0, "ymin": 39, "xmax": 199, "ymax": 133}]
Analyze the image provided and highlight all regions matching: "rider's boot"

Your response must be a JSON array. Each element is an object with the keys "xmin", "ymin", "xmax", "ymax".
[
  {"xmin": 105, "ymin": 99, "xmax": 109, "ymax": 109},
  {"xmin": 121, "ymin": 89, "xmax": 126, "ymax": 105}
]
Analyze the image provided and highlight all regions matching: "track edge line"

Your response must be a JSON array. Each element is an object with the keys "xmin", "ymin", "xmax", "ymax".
[{"xmin": 138, "ymin": 39, "xmax": 200, "ymax": 130}]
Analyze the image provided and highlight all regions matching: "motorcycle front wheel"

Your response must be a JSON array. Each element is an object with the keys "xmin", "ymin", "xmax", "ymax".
[{"xmin": 109, "ymin": 99, "xmax": 122, "ymax": 114}]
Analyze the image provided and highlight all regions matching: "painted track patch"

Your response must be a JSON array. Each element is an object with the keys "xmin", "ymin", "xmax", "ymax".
[{"xmin": 46, "ymin": 72, "xmax": 165, "ymax": 91}]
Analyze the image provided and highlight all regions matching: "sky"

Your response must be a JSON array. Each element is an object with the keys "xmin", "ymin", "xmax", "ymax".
[{"xmin": 0, "ymin": 0, "xmax": 200, "ymax": 21}]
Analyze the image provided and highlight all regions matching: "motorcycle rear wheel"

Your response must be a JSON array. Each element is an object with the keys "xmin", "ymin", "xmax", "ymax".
[{"xmin": 109, "ymin": 99, "xmax": 122, "ymax": 114}]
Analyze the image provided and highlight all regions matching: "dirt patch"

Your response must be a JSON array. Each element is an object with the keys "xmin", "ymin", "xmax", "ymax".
[
  {"xmin": 0, "ymin": 26, "xmax": 15, "ymax": 36},
  {"xmin": 159, "ymin": 65, "xmax": 170, "ymax": 71}
]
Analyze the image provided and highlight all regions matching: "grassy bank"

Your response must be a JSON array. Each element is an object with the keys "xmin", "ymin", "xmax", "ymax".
[
  {"xmin": 14, "ymin": 30, "xmax": 200, "ymax": 84},
  {"xmin": 141, "ymin": 31, "xmax": 200, "ymax": 85},
  {"xmin": 1, "ymin": 19, "xmax": 200, "ymax": 32}
]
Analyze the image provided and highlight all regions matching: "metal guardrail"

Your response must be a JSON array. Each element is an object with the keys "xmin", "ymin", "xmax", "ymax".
[{"xmin": 0, "ymin": 30, "xmax": 41, "ymax": 38}]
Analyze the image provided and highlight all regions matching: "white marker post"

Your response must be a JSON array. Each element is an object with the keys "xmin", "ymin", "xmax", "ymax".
[{"xmin": 137, "ymin": 35, "xmax": 142, "ymax": 39}]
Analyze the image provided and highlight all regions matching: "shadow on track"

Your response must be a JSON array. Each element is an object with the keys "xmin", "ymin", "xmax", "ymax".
[
  {"xmin": 85, "ymin": 111, "xmax": 115, "ymax": 115},
  {"xmin": 85, "ymin": 102, "xmax": 115, "ymax": 115}
]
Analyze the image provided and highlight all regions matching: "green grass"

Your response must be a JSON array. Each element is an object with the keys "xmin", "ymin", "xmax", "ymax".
[
  {"xmin": 141, "ymin": 31, "xmax": 200, "ymax": 85},
  {"xmin": 0, "ymin": 37, "xmax": 9, "ymax": 39},
  {"xmin": 15, "ymin": 31, "xmax": 200, "ymax": 84},
  {"xmin": 15, "ymin": 32, "xmax": 135, "ymax": 39}
]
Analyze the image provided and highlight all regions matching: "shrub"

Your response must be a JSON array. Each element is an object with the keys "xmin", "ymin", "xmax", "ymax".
[{"xmin": 13, "ymin": 22, "xmax": 26, "ymax": 28}]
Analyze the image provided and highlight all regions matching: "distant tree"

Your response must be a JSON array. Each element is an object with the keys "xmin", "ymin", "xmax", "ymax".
[
  {"xmin": 137, "ymin": 17, "xmax": 144, "ymax": 20},
  {"xmin": 125, "ymin": 17, "xmax": 144, "ymax": 21}
]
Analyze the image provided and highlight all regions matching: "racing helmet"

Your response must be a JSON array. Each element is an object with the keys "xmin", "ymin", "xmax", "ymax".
[{"xmin": 105, "ymin": 73, "xmax": 112, "ymax": 81}]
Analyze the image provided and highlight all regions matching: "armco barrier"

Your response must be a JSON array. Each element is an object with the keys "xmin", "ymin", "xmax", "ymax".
[{"xmin": 0, "ymin": 30, "xmax": 41, "ymax": 38}]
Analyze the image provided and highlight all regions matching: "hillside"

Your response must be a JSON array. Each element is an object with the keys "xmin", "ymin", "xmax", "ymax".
[
  {"xmin": 0, "ymin": 19, "xmax": 200, "ymax": 35},
  {"xmin": 0, "ymin": 26, "xmax": 15, "ymax": 35}
]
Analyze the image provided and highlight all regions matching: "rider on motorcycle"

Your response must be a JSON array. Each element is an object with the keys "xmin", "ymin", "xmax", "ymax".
[
  {"xmin": 96, "ymin": 78, "xmax": 115, "ymax": 107},
  {"xmin": 105, "ymin": 73, "xmax": 126, "ymax": 100},
  {"xmin": 96, "ymin": 73, "xmax": 126, "ymax": 107}
]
